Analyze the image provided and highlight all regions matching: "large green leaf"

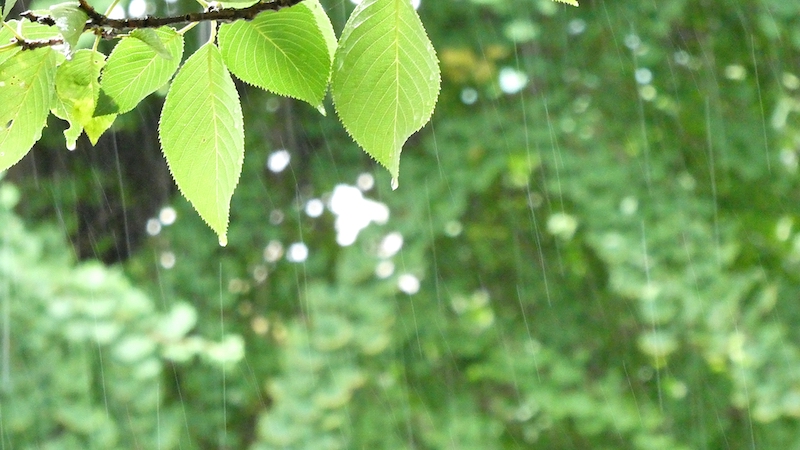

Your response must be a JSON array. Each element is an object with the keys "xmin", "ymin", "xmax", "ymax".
[
  {"xmin": 0, "ymin": 23, "xmax": 20, "ymax": 66},
  {"xmin": 158, "ymin": 42, "xmax": 244, "ymax": 245},
  {"xmin": 49, "ymin": 2, "xmax": 88, "ymax": 55},
  {"xmin": 0, "ymin": 48, "xmax": 57, "ymax": 172},
  {"xmin": 0, "ymin": 20, "xmax": 62, "ymax": 66},
  {"xmin": 96, "ymin": 27, "xmax": 184, "ymax": 116},
  {"xmin": 52, "ymin": 49, "xmax": 115, "ymax": 148},
  {"xmin": 331, "ymin": 0, "xmax": 440, "ymax": 185},
  {"xmin": 218, "ymin": 0, "xmax": 333, "ymax": 110}
]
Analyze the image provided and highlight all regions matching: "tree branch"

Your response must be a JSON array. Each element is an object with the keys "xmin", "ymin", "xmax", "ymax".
[{"xmin": 15, "ymin": 0, "xmax": 303, "ymax": 46}]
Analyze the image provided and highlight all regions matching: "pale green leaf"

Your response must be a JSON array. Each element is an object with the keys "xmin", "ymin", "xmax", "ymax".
[
  {"xmin": 52, "ymin": 49, "xmax": 115, "ymax": 148},
  {"xmin": 218, "ymin": 0, "xmax": 332, "ymax": 109},
  {"xmin": 306, "ymin": 0, "xmax": 337, "ymax": 61},
  {"xmin": 0, "ymin": 23, "xmax": 20, "ymax": 66},
  {"xmin": 129, "ymin": 28, "xmax": 172, "ymax": 60},
  {"xmin": 50, "ymin": 2, "xmax": 88, "ymax": 55},
  {"xmin": 96, "ymin": 26, "xmax": 183, "ymax": 116},
  {"xmin": 158, "ymin": 42, "xmax": 244, "ymax": 245},
  {"xmin": 2, "ymin": 0, "xmax": 17, "ymax": 19},
  {"xmin": 331, "ymin": 0, "xmax": 440, "ymax": 184},
  {"xmin": 0, "ymin": 48, "xmax": 57, "ymax": 171},
  {"xmin": 552, "ymin": 0, "xmax": 578, "ymax": 5}
]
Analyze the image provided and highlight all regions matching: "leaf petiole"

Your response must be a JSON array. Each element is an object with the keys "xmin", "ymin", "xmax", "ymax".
[{"xmin": 2, "ymin": 21, "xmax": 24, "ymax": 41}]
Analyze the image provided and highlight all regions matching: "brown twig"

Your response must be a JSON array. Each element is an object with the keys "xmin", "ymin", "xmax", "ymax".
[{"xmin": 15, "ymin": 0, "xmax": 303, "ymax": 48}]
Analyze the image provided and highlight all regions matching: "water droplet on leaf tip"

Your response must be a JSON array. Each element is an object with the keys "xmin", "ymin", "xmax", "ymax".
[
  {"xmin": 66, "ymin": 140, "xmax": 76, "ymax": 151},
  {"xmin": 391, "ymin": 177, "xmax": 399, "ymax": 190},
  {"xmin": 316, "ymin": 104, "xmax": 326, "ymax": 116},
  {"xmin": 219, "ymin": 235, "xmax": 228, "ymax": 247}
]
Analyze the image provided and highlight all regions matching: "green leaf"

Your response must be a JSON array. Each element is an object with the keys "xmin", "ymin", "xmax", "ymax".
[
  {"xmin": 331, "ymin": 0, "xmax": 440, "ymax": 185},
  {"xmin": 218, "ymin": 0, "xmax": 332, "ymax": 110},
  {"xmin": 307, "ymin": 0, "xmax": 337, "ymax": 62},
  {"xmin": 0, "ymin": 23, "xmax": 21, "ymax": 65},
  {"xmin": 50, "ymin": 2, "xmax": 88, "ymax": 55},
  {"xmin": 2, "ymin": 0, "xmax": 16, "ymax": 20},
  {"xmin": 0, "ymin": 48, "xmax": 57, "ymax": 172},
  {"xmin": 129, "ymin": 28, "xmax": 173, "ymax": 60},
  {"xmin": 96, "ymin": 26, "xmax": 183, "ymax": 116},
  {"xmin": 158, "ymin": 42, "xmax": 244, "ymax": 245},
  {"xmin": 52, "ymin": 49, "xmax": 115, "ymax": 148}
]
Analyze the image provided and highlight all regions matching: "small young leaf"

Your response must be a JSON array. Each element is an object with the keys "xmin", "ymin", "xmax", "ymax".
[
  {"xmin": 2, "ymin": 0, "xmax": 17, "ymax": 20},
  {"xmin": 96, "ymin": 26, "xmax": 184, "ymax": 116},
  {"xmin": 0, "ymin": 48, "xmax": 57, "ymax": 171},
  {"xmin": 129, "ymin": 28, "xmax": 173, "ymax": 60},
  {"xmin": 331, "ymin": 0, "xmax": 440, "ymax": 183},
  {"xmin": 52, "ymin": 49, "xmax": 115, "ymax": 148},
  {"xmin": 159, "ymin": 42, "xmax": 244, "ymax": 245},
  {"xmin": 218, "ymin": 0, "xmax": 332, "ymax": 110},
  {"xmin": 50, "ymin": 2, "xmax": 88, "ymax": 55}
]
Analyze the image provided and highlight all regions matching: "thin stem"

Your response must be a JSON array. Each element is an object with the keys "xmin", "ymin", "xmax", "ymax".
[
  {"xmin": 103, "ymin": 0, "xmax": 122, "ymax": 17},
  {"xmin": 208, "ymin": 20, "xmax": 217, "ymax": 43},
  {"xmin": 2, "ymin": 21, "xmax": 24, "ymax": 41},
  {"xmin": 177, "ymin": 22, "xmax": 197, "ymax": 35}
]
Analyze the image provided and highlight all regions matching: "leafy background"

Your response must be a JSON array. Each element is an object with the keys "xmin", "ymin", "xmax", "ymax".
[{"xmin": 4, "ymin": 0, "xmax": 800, "ymax": 448}]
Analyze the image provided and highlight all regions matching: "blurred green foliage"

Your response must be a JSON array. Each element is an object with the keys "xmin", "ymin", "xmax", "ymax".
[{"xmin": 6, "ymin": 0, "xmax": 800, "ymax": 448}]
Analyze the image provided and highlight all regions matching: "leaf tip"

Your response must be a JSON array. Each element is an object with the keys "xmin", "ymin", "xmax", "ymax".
[
  {"xmin": 316, "ymin": 104, "xmax": 327, "ymax": 116},
  {"xmin": 219, "ymin": 234, "xmax": 228, "ymax": 247},
  {"xmin": 390, "ymin": 177, "xmax": 399, "ymax": 191}
]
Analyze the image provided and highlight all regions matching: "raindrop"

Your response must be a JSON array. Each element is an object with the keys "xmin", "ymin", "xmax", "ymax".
[
  {"xmin": 266, "ymin": 149, "xmax": 291, "ymax": 173},
  {"xmin": 673, "ymin": 50, "xmax": 690, "ymax": 66},
  {"xmin": 398, "ymin": 274, "xmax": 420, "ymax": 295},
  {"xmin": 780, "ymin": 148, "xmax": 798, "ymax": 172},
  {"xmin": 305, "ymin": 198, "xmax": 324, "ymax": 218},
  {"xmin": 391, "ymin": 177, "xmax": 399, "ymax": 190},
  {"xmin": 66, "ymin": 140, "xmax": 76, "ymax": 151},
  {"xmin": 218, "ymin": 236, "xmax": 228, "ymax": 247},
  {"xmin": 375, "ymin": 261, "xmax": 395, "ymax": 279},
  {"xmin": 286, "ymin": 242, "xmax": 308, "ymax": 263},
  {"xmin": 782, "ymin": 72, "xmax": 800, "ymax": 90},
  {"xmin": 620, "ymin": 196, "xmax": 638, "ymax": 216},
  {"xmin": 776, "ymin": 217, "xmax": 793, "ymax": 242},
  {"xmin": 634, "ymin": 68, "xmax": 652, "ymax": 85},
  {"xmin": 547, "ymin": 213, "xmax": 578, "ymax": 240},
  {"xmin": 624, "ymin": 33, "xmax": 641, "ymax": 50},
  {"xmin": 378, "ymin": 232, "xmax": 404, "ymax": 258},
  {"xmin": 498, "ymin": 67, "xmax": 529, "ymax": 95},
  {"xmin": 460, "ymin": 87, "xmax": 478, "ymax": 105},
  {"xmin": 160, "ymin": 251, "xmax": 176, "ymax": 268},
  {"xmin": 265, "ymin": 97, "xmax": 280, "ymax": 112},
  {"xmin": 639, "ymin": 85, "xmax": 657, "ymax": 101},
  {"xmin": 263, "ymin": 240, "xmax": 284, "ymax": 262},
  {"xmin": 444, "ymin": 220, "xmax": 463, "ymax": 237},
  {"xmin": 356, "ymin": 173, "xmax": 374, "ymax": 191},
  {"xmin": 567, "ymin": 18, "xmax": 586, "ymax": 35},
  {"xmin": 724, "ymin": 64, "xmax": 746, "ymax": 81},
  {"xmin": 145, "ymin": 218, "xmax": 161, "ymax": 236},
  {"xmin": 269, "ymin": 209, "xmax": 284, "ymax": 225},
  {"xmin": 128, "ymin": 0, "xmax": 146, "ymax": 17},
  {"xmin": 159, "ymin": 206, "xmax": 177, "ymax": 225},
  {"xmin": 252, "ymin": 265, "xmax": 268, "ymax": 283},
  {"xmin": 329, "ymin": 184, "xmax": 390, "ymax": 246}
]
